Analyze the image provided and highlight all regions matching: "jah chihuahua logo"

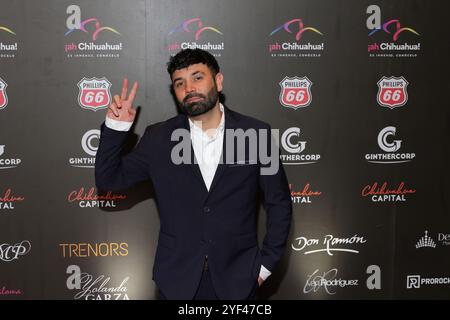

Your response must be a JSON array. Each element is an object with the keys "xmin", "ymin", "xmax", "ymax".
[
  {"xmin": 377, "ymin": 76, "xmax": 408, "ymax": 109},
  {"xmin": 269, "ymin": 18, "xmax": 324, "ymax": 58},
  {"xmin": 77, "ymin": 77, "xmax": 112, "ymax": 111},
  {"xmin": 167, "ymin": 17, "xmax": 224, "ymax": 55},
  {"xmin": 0, "ymin": 77, "xmax": 8, "ymax": 110},
  {"xmin": 279, "ymin": 76, "xmax": 312, "ymax": 109},
  {"xmin": 64, "ymin": 5, "xmax": 123, "ymax": 58}
]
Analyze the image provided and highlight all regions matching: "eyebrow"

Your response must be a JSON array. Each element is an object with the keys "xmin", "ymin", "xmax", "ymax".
[{"xmin": 172, "ymin": 70, "xmax": 205, "ymax": 84}]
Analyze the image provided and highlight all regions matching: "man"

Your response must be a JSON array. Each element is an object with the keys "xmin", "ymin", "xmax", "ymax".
[{"xmin": 95, "ymin": 49, "xmax": 292, "ymax": 300}]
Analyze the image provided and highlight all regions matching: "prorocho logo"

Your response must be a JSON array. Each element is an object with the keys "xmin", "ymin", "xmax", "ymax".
[
  {"xmin": 365, "ymin": 126, "xmax": 415, "ymax": 164},
  {"xmin": 0, "ymin": 24, "xmax": 17, "ymax": 58},
  {"xmin": 279, "ymin": 76, "xmax": 312, "ymax": 109},
  {"xmin": 366, "ymin": 5, "xmax": 421, "ymax": 58},
  {"xmin": 0, "ymin": 77, "xmax": 8, "ymax": 110},
  {"xmin": 65, "ymin": 5, "xmax": 123, "ymax": 58},
  {"xmin": 407, "ymin": 274, "xmax": 450, "ymax": 289},
  {"xmin": 77, "ymin": 77, "xmax": 112, "ymax": 111},
  {"xmin": 269, "ymin": 18, "xmax": 324, "ymax": 58},
  {"xmin": 377, "ymin": 76, "xmax": 409, "ymax": 109},
  {"xmin": 167, "ymin": 17, "xmax": 224, "ymax": 57}
]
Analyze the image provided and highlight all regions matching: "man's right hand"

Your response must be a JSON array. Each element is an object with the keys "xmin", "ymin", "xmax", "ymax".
[{"xmin": 107, "ymin": 78, "xmax": 139, "ymax": 123}]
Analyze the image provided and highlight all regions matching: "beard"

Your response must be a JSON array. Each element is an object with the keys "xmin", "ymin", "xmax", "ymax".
[{"xmin": 179, "ymin": 85, "xmax": 219, "ymax": 117}]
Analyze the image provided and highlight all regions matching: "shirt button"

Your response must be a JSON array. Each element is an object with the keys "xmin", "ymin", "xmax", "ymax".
[{"xmin": 203, "ymin": 206, "xmax": 211, "ymax": 213}]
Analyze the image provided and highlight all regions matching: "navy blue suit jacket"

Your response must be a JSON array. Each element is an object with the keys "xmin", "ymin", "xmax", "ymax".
[{"xmin": 95, "ymin": 106, "xmax": 292, "ymax": 299}]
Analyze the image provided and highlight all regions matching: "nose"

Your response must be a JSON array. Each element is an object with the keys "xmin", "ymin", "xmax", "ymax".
[{"xmin": 184, "ymin": 80, "xmax": 195, "ymax": 94}]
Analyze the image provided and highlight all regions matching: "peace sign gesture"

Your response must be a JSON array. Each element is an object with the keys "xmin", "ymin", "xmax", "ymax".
[{"xmin": 107, "ymin": 78, "xmax": 139, "ymax": 123}]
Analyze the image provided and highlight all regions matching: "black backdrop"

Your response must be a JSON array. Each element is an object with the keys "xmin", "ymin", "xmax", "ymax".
[{"xmin": 1, "ymin": 0, "xmax": 449, "ymax": 300}]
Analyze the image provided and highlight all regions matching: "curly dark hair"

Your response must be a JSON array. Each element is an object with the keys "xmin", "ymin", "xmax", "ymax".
[{"xmin": 167, "ymin": 49, "xmax": 220, "ymax": 78}]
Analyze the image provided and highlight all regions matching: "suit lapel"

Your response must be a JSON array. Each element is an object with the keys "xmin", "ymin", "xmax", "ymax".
[
  {"xmin": 178, "ymin": 115, "xmax": 209, "ymax": 194},
  {"xmin": 207, "ymin": 106, "xmax": 239, "ymax": 196}
]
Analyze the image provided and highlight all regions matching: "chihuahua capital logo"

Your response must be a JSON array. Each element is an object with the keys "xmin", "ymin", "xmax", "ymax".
[
  {"xmin": 0, "ymin": 77, "xmax": 8, "ymax": 110},
  {"xmin": 167, "ymin": 17, "xmax": 224, "ymax": 56},
  {"xmin": 268, "ymin": 18, "xmax": 324, "ymax": 58},
  {"xmin": 64, "ymin": 5, "xmax": 123, "ymax": 58},
  {"xmin": 77, "ymin": 77, "xmax": 112, "ymax": 111}
]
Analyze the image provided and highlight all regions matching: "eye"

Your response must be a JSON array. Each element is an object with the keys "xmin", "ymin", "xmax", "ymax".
[
  {"xmin": 174, "ymin": 81, "xmax": 183, "ymax": 88},
  {"xmin": 194, "ymin": 75, "xmax": 203, "ymax": 81}
]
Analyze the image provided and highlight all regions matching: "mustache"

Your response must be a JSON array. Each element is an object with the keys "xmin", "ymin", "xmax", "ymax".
[{"xmin": 183, "ymin": 93, "xmax": 206, "ymax": 103}]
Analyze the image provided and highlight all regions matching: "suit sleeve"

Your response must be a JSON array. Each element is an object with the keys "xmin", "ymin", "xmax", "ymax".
[
  {"xmin": 95, "ymin": 123, "xmax": 152, "ymax": 191},
  {"xmin": 258, "ymin": 124, "xmax": 292, "ymax": 272}
]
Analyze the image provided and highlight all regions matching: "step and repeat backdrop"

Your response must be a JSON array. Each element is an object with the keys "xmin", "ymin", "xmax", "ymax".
[{"xmin": 1, "ymin": 0, "xmax": 449, "ymax": 300}]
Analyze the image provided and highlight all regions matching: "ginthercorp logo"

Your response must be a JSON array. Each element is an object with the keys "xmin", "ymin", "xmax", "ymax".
[
  {"xmin": 415, "ymin": 230, "xmax": 436, "ymax": 249},
  {"xmin": 269, "ymin": 18, "xmax": 324, "ymax": 58},
  {"xmin": 0, "ymin": 188, "xmax": 25, "ymax": 211},
  {"xmin": 67, "ymin": 186, "xmax": 127, "ymax": 208},
  {"xmin": 0, "ymin": 24, "xmax": 17, "ymax": 59},
  {"xmin": 167, "ymin": 17, "xmax": 224, "ymax": 56},
  {"xmin": 366, "ymin": 5, "xmax": 421, "ymax": 58},
  {"xmin": 77, "ymin": 77, "xmax": 111, "ymax": 111},
  {"xmin": 290, "ymin": 183, "xmax": 322, "ymax": 205},
  {"xmin": 69, "ymin": 129, "xmax": 100, "ymax": 168},
  {"xmin": 66, "ymin": 265, "xmax": 130, "ymax": 300},
  {"xmin": 59, "ymin": 242, "xmax": 128, "ymax": 258},
  {"xmin": 361, "ymin": 181, "xmax": 416, "ymax": 202},
  {"xmin": 0, "ymin": 145, "xmax": 22, "ymax": 169},
  {"xmin": 280, "ymin": 127, "xmax": 321, "ymax": 165},
  {"xmin": 365, "ymin": 126, "xmax": 415, "ymax": 164},
  {"xmin": 292, "ymin": 234, "xmax": 367, "ymax": 256},
  {"xmin": 0, "ymin": 241, "xmax": 31, "ymax": 262},
  {"xmin": 279, "ymin": 76, "xmax": 312, "ymax": 109},
  {"xmin": 407, "ymin": 274, "xmax": 450, "ymax": 289},
  {"xmin": 65, "ymin": 5, "xmax": 123, "ymax": 58},
  {"xmin": 0, "ymin": 77, "xmax": 8, "ymax": 109},
  {"xmin": 377, "ymin": 76, "xmax": 409, "ymax": 109},
  {"xmin": 303, "ymin": 268, "xmax": 359, "ymax": 295}
]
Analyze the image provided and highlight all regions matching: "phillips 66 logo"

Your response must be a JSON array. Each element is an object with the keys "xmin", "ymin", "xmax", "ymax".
[
  {"xmin": 279, "ymin": 76, "xmax": 312, "ymax": 110},
  {"xmin": 377, "ymin": 76, "xmax": 408, "ymax": 109},
  {"xmin": 77, "ymin": 77, "xmax": 112, "ymax": 111},
  {"xmin": 0, "ymin": 77, "xmax": 8, "ymax": 110}
]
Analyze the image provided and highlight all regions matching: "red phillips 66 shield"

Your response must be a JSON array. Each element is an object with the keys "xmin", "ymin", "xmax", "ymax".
[
  {"xmin": 77, "ymin": 77, "xmax": 112, "ymax": 111},
  {"xmin": 0, "ymin": 77, "xmax": 8, "ymax": 110},
  {"xmin": 377, "ymin": 76, "xmax": 409, "ymax": 109},
  {"xmin": 279, "ymin": 76, "xmax": 312, "ymax": 110}
]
